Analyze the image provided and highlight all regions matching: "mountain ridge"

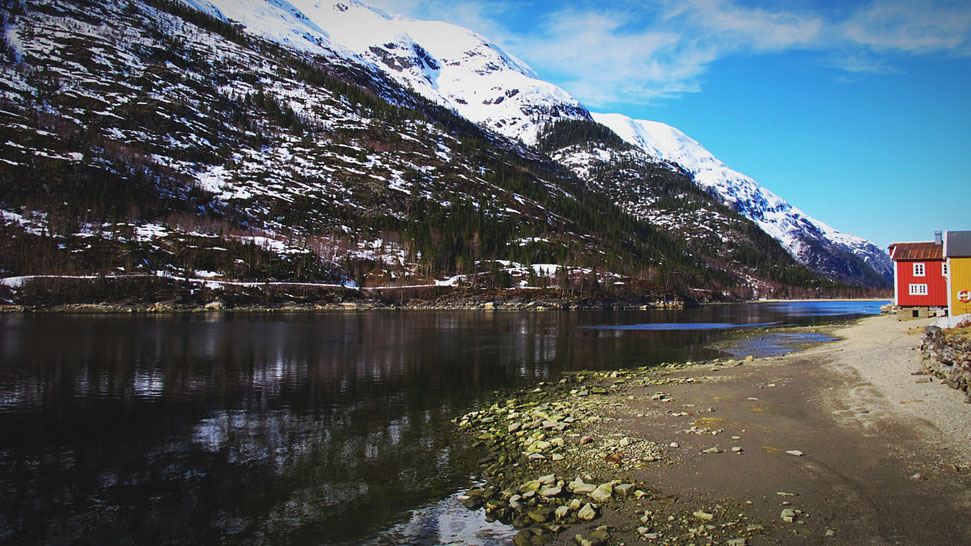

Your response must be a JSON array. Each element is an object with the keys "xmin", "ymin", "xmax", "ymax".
[
  {"xmin": 0, "ymin": 0, "xmax": 889, "ymax": 307},
  {"xmin": 189, "ymin": 0, "xmax": 891, "ymax": 286}
]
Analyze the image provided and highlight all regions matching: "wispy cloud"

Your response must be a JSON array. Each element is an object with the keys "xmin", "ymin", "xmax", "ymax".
[
  {"xmin": 842, "ymin": 0, "xmax": 971, "ymax": 54},
  {"xmin": 660, "ymin": 0, "xmax": 824, "ymax": 51},
  {"xmin": 827, "ymin": 52, "xmax": 902, "ymax": 74},
  {"xmin": 362, "ymin": 0, "xmax": 971, "ymax": 104}
]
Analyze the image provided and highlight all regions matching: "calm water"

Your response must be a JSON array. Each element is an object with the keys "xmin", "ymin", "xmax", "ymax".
[{"xmin": 0, "ymin": 302, "xmax": 885, "ymax": 544}]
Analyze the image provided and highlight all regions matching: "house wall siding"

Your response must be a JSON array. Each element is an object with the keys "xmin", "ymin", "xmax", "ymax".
[
  {"xmin": 948, "ymin": 257, "xmax": 971, "ymax": 316},
  {"xmin": 895, "ymin": 259, "xmax": 948, "ymax": 307}
]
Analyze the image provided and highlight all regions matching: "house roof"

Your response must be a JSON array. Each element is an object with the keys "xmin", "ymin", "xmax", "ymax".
[
  {"xmin": 889, "ymin": 241, "xmax": 943, "ymax": 261},
  {"xmin": 945, "ymin": 231, "xmax": 971, "ymax": 258}
]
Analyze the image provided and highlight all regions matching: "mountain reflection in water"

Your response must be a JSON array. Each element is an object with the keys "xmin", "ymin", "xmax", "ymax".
[{"xmin": 0, "ymin": 303, "xmax": 884, "ymax": 543}]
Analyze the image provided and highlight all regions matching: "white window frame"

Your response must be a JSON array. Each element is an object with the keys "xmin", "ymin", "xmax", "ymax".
[
  {"xmin": 913, "ymin": 263, "xmax": 926, "ymax": 277},
  {"xmin": 943, "ymin": 262, "xmax": 948, "ymax": 276},
  {"xmin": 909, "ymin": 283, "xmax": 928, "ymax": 296}
]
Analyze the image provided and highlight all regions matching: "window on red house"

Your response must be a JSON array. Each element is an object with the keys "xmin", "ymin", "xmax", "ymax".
[
  {"xmin": 909, "ymin": 283, "xmax": 928, "ymax": 296},
  {"xmin": 913, "ymin": 263, "xmax": 925, "ymax": 277}
]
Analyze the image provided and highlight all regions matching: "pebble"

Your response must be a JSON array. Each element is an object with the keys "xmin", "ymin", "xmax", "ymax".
[
  {"xmin": 569, "ymin": 479, "xmax": 596, "ymax": 495},
  {"xmin": 732, "ymin": 446, "xmax": 743, "ymax": 453},
  {"xmin": 781, "ymin": 508, "xmax": 797, "ymax": 523},
  {"xmin": 541, "ymin": 485, "xmax": 562, "ymax": 497},
  {"xmin": 693, "ymin": 510, "xmax": 714, "ymax": 521},
  {"xmin": 590, "ymin": 483, "xmax": 614, "ymax": 503},
  {"xmin": 614, "ymin": 483, "xmax": 635, "ymax": 498},
  {"xmin": 670, "ymin": 442, "xmax": 680, "ymax": 448},
  {"xmin": 786, "ymin": 450, "xmax": 805, "ymax": 457},
  {"xmin": 578, "ymin": 503, "xmax": 597, "ymax": 521},
  {"xmin": 703, "ymin": 446, "xmax": 723, "ymax": 454}
]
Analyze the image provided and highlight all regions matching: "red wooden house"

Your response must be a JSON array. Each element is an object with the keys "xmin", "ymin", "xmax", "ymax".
[{"xmin": 888, "ymin": 235, "xmax": 948, "ymax": 314}]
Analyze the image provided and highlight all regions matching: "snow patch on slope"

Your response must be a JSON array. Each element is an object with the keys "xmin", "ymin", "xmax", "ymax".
[{"xmin": 186, "ymin": 0, "xmax": 588, "ymax": 143}]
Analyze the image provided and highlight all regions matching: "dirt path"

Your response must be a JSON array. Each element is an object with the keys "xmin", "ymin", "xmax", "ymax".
[{"xmin": 589, "ymin": 315, "xmax": 971, "ymax": 544}]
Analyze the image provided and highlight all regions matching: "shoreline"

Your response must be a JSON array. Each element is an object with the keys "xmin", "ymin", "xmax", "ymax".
[
  {"xmin": 0, "ymin": 298, "xmax": 890, "ymax": 315},
  {"xmin": 455, "ymin": 315, "xmax": 971, "ymax": 544}
]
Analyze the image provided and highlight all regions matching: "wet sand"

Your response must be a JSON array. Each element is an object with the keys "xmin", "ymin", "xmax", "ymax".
[{"xmin": 581, "ymin": 315, "xmax": 971, "ymax": 543}]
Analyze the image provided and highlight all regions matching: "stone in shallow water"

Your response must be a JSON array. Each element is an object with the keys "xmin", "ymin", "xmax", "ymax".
[
  {"xmin": 521, "ymin": 480, "xmax": 542, "ymax": 493},
  {"xmin": 528, "ymin": 509, "xmax": 549, "ymax": 523}
]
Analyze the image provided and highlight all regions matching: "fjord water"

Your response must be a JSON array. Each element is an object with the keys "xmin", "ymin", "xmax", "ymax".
[{"xmin": 0, "ymin": 302, "xmax": 884, "ymax": 543}]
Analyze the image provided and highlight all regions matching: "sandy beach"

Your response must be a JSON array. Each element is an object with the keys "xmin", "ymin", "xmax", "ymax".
[
  {"xmin": 604, "ymin": 315, "xmax": 971, "ymax": 543},
  {"xmin": 459, "ymin": 315, "xmax": 971, "ymax": 544}
]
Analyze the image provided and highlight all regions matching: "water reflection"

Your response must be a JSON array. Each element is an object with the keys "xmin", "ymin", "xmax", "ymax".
[
  {"xmin": 0, "ymin": 304, "xmax": 884, "ymax": 543},
  {"xmin": 587, "ymin": 321, "xmax": 780, "ymax": 330}
]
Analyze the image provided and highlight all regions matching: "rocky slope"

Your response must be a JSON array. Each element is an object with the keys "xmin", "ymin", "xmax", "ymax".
[
  {"xmin": 593, "ymin": 113, "xmax": 893, "ymax": 286},
  {"xmin": 0, "ymin": 0, "xmax": 887, "ymax": 304},
  {"xmin": 184, "ymin": 0, "xmax": 891, "ymax": 287}
]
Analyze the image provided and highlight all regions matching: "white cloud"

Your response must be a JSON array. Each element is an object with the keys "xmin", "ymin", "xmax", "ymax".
[
  {"xmin": 660, "ymin": 0, "xmax": 824, "ymax": 51},
  {"xmin": 842, "ymin": 0, "xmax": 971, "ymax": 54},
  {"xmin": 827, "ymin": 52, "xmax": 902, "ymax": 74}
]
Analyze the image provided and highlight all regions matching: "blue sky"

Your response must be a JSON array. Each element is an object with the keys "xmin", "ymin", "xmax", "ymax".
[{"xmin": 366, "ymin": 0, "xmax": 971, "ymax": 249}]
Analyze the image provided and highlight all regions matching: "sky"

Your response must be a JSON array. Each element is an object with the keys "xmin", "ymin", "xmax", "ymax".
[{"xmin": 363, "ymin": 0, "xmax": 971, "ymax": 249}]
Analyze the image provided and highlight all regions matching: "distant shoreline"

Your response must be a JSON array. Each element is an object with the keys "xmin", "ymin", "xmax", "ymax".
[
  {"xmin": 747, "ymin": 297, "xmax": 890, "ymax": 303},
  {"xmin": 0, "ymin": 291, "xmax": 888, "ymax": 314}
]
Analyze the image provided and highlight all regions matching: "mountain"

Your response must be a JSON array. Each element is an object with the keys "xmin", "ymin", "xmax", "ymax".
[
  {"xmin": 592, "ymin": 113, "xmax": 893, "ymax": 286},
  {"xmin": 0, "ymin": 0, "xmax": 887, "ymax": 307},
  {"xmin": 537, "ymin": 118, "xmax": 826, "ymax": 297},
  {"xmin": 187, "ymin": 0, "xmax": 591, "ymax": 143},
  {"xmin": 186, "ymin": 0, "xmax": 890, "ymax": 287}
]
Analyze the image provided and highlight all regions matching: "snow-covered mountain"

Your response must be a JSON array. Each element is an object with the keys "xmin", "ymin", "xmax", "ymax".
[
  {"xmin": 188, "ymin": 0, "xmax": 590, "ymax": 143},
  {"xmin": 592, "ymin": 113, "xmax": 893, "ymax": 283},
  {"xmin": 190, "ymin": 0, "xmax": 889, "ymax": 285}
]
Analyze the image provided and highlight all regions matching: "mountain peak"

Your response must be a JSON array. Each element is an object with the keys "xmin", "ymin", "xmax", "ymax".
[
  {"xmin": 591, "ymin": 112, "xmax": 891, "ymax": 284},
  {"xmin": 191, "ymin": 0, "xmax": 589, "ymax": 143}
]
